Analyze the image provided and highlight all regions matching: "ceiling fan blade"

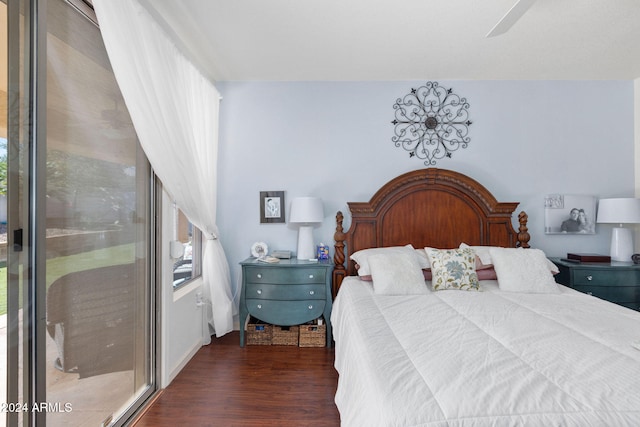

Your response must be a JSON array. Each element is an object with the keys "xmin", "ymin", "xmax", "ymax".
[{"xmin": 486, "ymin": 0, "xmax": 537, "ymax": 38}]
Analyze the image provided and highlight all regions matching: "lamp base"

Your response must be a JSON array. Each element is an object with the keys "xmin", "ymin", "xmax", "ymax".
[
  {"xmin": 296, "ymin": 225, "xmax": 316, "ymax": 260},
  {"xmin": 610, "ymin": 226, "xmax": 633, "ymax": 262}
]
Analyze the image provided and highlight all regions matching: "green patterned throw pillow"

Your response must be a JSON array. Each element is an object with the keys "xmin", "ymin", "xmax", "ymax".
[{"xmin": 426, "ymin": 247, "xmax": 479, "ymax": 291}]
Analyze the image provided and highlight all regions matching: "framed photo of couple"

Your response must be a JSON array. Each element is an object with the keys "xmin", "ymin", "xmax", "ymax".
[{"xmin": 544, "ymin": 194, "xmax": 596, "ymax": 235}]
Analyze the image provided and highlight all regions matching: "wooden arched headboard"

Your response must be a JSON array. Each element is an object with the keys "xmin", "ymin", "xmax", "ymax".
[{"xmin": 332, "ymin": 168, "xmax": 530, "ymax": 296}]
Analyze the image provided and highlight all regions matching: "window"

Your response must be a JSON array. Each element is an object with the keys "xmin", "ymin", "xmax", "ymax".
[{"xmin": 172, "ymin": 203, "xmax": 202, "ymax": 289}]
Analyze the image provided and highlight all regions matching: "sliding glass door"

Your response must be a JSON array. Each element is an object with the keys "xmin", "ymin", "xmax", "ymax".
[{"xmin": 5, "ymin": 0, "xmax": 157, "ymax": 425}]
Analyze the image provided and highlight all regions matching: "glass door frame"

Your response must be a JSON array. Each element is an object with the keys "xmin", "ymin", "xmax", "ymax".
[
  {"xmin": 7, "ymin": 0, "xmax": 47, "ymax": 425},
  {"xmin": 6, "ymin": 0, "xmax": 160, "ymax": 425}
]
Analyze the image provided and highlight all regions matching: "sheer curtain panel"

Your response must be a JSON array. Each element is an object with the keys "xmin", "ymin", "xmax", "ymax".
[{"xmin": 93, "ymin": 0, "xmax": 233, "ymax": 341}]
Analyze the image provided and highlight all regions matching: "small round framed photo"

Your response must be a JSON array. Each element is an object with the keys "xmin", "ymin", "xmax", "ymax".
[{"xmin": 251, "ymin": 242, "xmax": 269, "ymax": 258}]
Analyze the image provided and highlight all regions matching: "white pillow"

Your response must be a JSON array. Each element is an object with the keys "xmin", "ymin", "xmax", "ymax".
[
  {"xmin": 489, "ymin": 247, "xmax": 560, "ymax": 293},
  {"xmin": 350, "ymin": 244, "xmax": 429, "ymax": 276},
  {"xmin": 459, "ymin": 242, "xmax": 493, "ymax": 266},
  {"xmin": 426, "ymin": 247, "xmax": 479, "ymax": 291},
  {"xmin": 368, "ymin": 252, "xmax": 428, "ymax": 295},
  {"xmin": 413, "ymin": 247, "xmax": 431, "ymax": 269},
  {"xmin": 460, "ymin": 243, "xmax": 560, "ymax": 275}
]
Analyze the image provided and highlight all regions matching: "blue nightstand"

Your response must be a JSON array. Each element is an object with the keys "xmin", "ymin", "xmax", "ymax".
[
  {"xmin": 551, "ymin": 257, "xmax": 640, "ymax": 311},
  {"xmin": 239, "ymin": 257, "xmax": 333, "ymax": 347}
]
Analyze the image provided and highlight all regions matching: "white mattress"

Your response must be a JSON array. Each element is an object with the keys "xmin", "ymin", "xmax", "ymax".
[{"xmin": 331, "ymin": 277, "xmax": 640, "ymax": 426}]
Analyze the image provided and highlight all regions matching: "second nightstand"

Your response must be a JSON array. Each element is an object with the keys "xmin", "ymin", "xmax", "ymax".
[
  {"xmin": 239, "ymin": 257, "xmax": 333, "ymax": 347},
  {"xmin": 551, "ymin": 257, "xmax": 640, "ymax": 311}
]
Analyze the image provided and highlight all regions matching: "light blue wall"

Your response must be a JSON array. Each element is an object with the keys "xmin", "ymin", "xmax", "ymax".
[{"xmin": 217, "ymin": 80, "xmax": 635, "ymax": 301}]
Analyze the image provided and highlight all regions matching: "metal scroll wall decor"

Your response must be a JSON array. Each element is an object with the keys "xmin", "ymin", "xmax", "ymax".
[{"xmin": 391, "ymin": 81, "xmax": 472, "ymax": 166}]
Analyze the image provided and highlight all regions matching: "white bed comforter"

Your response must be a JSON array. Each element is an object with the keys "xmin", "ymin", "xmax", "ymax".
[{"xmin": 331, "ymin": 277, "xmax": 640, "ymax": 426}]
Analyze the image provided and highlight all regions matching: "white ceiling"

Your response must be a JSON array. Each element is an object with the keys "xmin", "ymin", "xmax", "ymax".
[{"xmin": 144, "ymin": 0, "xmax": 640, "ymax": 82}]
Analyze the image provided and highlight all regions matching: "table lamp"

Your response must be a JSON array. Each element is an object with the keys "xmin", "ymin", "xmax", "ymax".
[
  {"xmin": 290, "ymin": 197, "xmax": 324, "ymax": 260},
  {"xmin": 597, "ymin": 198, "xmax": 640, "ymax": 262}
]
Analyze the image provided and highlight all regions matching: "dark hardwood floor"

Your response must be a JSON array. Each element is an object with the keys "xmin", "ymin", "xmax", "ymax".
[{"xmin": 133, "ymin": 331, "xmax": 340, "ymax": 426}]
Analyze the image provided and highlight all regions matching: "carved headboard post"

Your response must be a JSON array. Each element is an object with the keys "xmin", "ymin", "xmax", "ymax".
[
  {"xmin": 332, "ymin": 211, "xmax": 346, "ymax": 299},
  {"xmin": 517, "ymin": 211, "xmax": 531, "ymax": 248}
]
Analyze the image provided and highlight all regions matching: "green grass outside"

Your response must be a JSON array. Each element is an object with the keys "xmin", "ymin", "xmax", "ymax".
[{"xmin": 0, "ymin": 243, "xmax": 135, "ymax": 316}]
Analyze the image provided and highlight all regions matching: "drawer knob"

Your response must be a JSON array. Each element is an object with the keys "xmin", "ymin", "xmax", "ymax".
[
  {"xmin": 586, "ymin": 275, "xmax": 593, "ymax": 281},
  {"xmin": 256, "ymin": 289, "xmax": 262, "ymax": 295},
  {"xmin": 256, "ymin": 273, "xmax": 262, "ymax": 279},
  {"xmin": 308, "ymin": 305, "xmax": 313, "ymax": 310},
  {"xmin": 257, "ymin": 304, "xmax": 262, "ymax": 309},
  {"xmin": 309, "ymin": 290, "xmax": 315, "ymax": 295},
  {"xmin": 309, "ymin": 274, "xmax": 314, "ymax": 279}
]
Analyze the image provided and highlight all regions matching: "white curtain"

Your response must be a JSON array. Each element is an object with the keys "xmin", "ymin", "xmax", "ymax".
[{"xmin": 93, "ymin": 0, "xmax": 233, "ymax": 342}]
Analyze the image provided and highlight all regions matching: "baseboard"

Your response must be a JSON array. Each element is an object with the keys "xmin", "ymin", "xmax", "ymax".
[{"xmin": 166, "ymin": 340, "xmax": 202, "ymax": 386}]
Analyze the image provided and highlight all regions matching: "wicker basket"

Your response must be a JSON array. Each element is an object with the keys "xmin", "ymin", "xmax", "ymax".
[
  {"xmin": 299, "ymin": 324, "xmax": 326, "ymax": 347},
  {"xmin": 271, "ymin": 325, "xmax": 299, "ymax": 346},
  {"xmin": 246, "ymin": 322, "xmax": 272, "ymax": 345}
]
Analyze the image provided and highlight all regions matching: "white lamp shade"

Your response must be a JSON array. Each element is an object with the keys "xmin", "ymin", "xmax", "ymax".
[
  {"xmin": 597, "ymin": 198, "xmax": 640, "ymax": 224},
  {"xmin": 289, "ymin": 197, "xmax": 324, "ymax": 224}
]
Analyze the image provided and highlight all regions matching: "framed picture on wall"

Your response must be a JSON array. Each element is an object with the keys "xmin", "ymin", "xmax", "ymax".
[
  {"xmin": 260, "ymin": 191, "xmax": 285, "ymax": 223},
  {"xmin": 544, "ymin": 194, "xmax": 596, "ymax": 234}
]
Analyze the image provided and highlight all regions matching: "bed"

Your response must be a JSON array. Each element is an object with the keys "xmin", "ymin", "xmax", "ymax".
[{"xmin": 330, "ymin": 168, "xmax": 640, "ymax": 426}]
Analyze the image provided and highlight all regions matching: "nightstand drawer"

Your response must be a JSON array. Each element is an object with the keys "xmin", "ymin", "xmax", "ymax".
[
  {"xmin": 246, "ymin": 299, "xmax": 326, "ymax": 326},
  {"xmin": 571, "ymin": 269, "xmax": 639, "ymax": 287},
  {"xmin": 573, "ymin": 285, "xmax": 640, "ymax": 303},
  {"xmin": 244, "ymin": 283, "xmax": 325, "ymax": 300},
  {"xmin": 244, "ymin": 267, "xmax": 326, "ymax": 284}
]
